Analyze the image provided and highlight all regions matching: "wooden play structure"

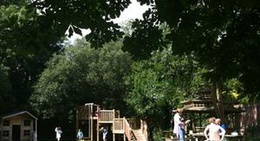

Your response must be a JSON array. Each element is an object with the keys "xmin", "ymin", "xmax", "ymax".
[{"xmin": 76, "ymin": 103, "xmax": 148, "ymax": 141}]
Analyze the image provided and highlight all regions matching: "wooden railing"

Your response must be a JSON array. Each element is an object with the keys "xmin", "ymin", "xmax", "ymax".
[
  {"xmin": 124, "ymin": 118, "xmax": 132, "ymax": 140},
  {"xmin": 113, "ymin": 118, "xmax": 124, "ymax": 133},
  {"xmin": 113, "ymin": 117, "xmax": 133, "ymax": 140},
  {"xmin": 99, "ymin": 110, "xmax": 115, "ymax": 123},
  {"xmin": 99, "ymin": 110, "xmax": 141, "ymax": 141}
]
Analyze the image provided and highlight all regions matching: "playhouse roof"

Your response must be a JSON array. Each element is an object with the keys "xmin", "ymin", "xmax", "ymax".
[{"xmin": 1, "ymin": 111, "xmax": 37, "ymax": 120}]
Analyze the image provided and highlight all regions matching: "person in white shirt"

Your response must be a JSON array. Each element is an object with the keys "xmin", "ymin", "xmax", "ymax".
[
  {"xmin": 77, "ymin": 129, "xmax": 84, "ymax": 141},
  {"xmin": 100, "ymin": 126, "xmax": 108, "ymax": 141},
  {"xmin": 204, "ymin": 117, "xmax": 226, "ymax": 141},
  {"xmin": 173, "ymin": 108, "xmax": 188, "ymax": 141},
  {"xmin": 55, "ymin": 127, "xmax": 63, "ymax": 141}
]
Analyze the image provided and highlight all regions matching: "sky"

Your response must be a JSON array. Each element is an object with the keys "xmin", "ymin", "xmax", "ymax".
[
  {"xmin": 113, "ymin": 0, "xmax": 150, "ymax": 24},
  {"xmin": 67, "ymin": 0, "xmax": 149, "ymax": 42}
]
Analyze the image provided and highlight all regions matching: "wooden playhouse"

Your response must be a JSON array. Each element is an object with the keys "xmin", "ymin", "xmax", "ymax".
[{"xmin": 0, "ymin": 111, "xmax": 37, "ymax": 141}]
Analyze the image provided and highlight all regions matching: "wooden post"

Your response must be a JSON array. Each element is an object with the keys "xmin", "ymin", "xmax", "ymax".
[
  {"xmin": 35, "ymin": 118, "xmax": 38, "ymax": 141},
  {"xmin": 90, "ymin": 104, "xmax": 93, "ymax": 141},
  {"xmin": 97, "ymin": 105, "xmax": 100, "ymax": 141},
  {"xmin": 88, "ymin": 108, "xmax": 91, "ymax": 139},
  {"xmin": 113, "ymin": 134, "xmax": 115, "ymax": 141},
  {"xmin": 123, "ymin": 117, "xmax": 126, "ymax": 141}
]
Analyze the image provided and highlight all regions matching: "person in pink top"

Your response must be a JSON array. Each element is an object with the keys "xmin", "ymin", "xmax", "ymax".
[{"xmin": 204, "ymin": 117, "xmax": 226, "ymax": 141}]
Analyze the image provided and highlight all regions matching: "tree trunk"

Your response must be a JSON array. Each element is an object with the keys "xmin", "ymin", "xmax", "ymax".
[{"xmin": 212, "ymin": 81, "xmax": 225, "ymax": 122}]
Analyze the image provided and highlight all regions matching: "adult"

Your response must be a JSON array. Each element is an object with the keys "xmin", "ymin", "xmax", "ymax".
[
  {"xmin": 173, "ymin": 108, "xmax": 189, "ymax": 141},
  {"xmin": 204, "ymin": 117, "xmax": 226, "ymax": 141},
  {"xmin": 77, "ymin": 129, "xmax": 84, "ymax": 141},
  {"xmin": 55, "ymin": 127, "xmax": 63, "ymax": 141}
]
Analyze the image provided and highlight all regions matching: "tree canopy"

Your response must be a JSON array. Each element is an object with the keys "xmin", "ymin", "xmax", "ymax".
[
  {"xmin": 124, "ymin": 45, "xmax": 210, "ymax": 128},
  {"xmin": 133, "ymin": 0, "xmax": 260, "ymax": 101},
  {"xmin": 31, "ymin": 0, "xmax": 131, "ymax": 47},
  {"xmin": 0, "ymin": 65, "xmax": 14, "ymax": 113},
  {"xmin": 0, "ymin": 2, "xmax": 64, "ymax": 113},
  {"xmin": 28, "ymin": 0, "xmax": 260, "ymax": 101},
  {"xmin": 1, "ymin": 0, "xmax": 260, "ymax": 139},
  {"xmin": 30, "ymin": 40, "xmax": 132, "ymax": 119}
]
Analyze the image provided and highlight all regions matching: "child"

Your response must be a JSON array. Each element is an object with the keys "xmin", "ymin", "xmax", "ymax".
[
  {"xmin": 77, "ymin": 129, "xmax": 84, "ymax": 141},
  {"xmin": 100, "ymin": 126, "xmax": 108, "ymax": 141},
  {"xmin": 55, "ymin": 127, "xmax": 63, "ymax": 141}
]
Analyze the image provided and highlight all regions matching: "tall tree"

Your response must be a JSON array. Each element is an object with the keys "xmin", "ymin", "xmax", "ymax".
[
  {"xmin": 29, "ymin": 1, "xmax": 260, "ymax": 101},
  {"xmin": 122, "ymin": 0, "xmax": 260, "ymax": 120},
  {"xmin": 131, "ymin": 0, "xmax": 260, "ymax": 101},
  {"xmin": 0, "ymin": 2, "xmax": 64, "ymax": 113},
  {"xmin": 30, "ymin": 40, "xmax": 132, "ymax": 119},
  {"xmin": 124, "ymin": 45, "xmax": 208, "ymax": 130}
]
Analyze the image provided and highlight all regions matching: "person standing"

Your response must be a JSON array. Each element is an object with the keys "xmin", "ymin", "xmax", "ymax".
[
  {"xmin": 55, "ymin": 127, "xmax": 63, "ymax": 141},
  {"xmin": 204, "ymin": 117, "xmax": 226, "ymax": 141},
  {"xmin": 77, "ymin": 129, "xmax": 84, "ymax": 141},
  {"xmin": 173, "ymin": 108, "xmax": 189, "ymax": 141},
  {"xmin": 215, "ymin": 118, "xmax": 225, "ymax": 135},
  {"xmin": 100, "ymin": 126, "xmax": 108, "ymax": 141}
]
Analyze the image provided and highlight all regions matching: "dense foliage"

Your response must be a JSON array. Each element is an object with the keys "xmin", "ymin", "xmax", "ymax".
[
  {"xmin": 0, "ymin": 1, "xmax": 64, "ymax": 114},
  {"xmin": 124, "ymin": 45, "xmax": 210, "ymax": 128},
  {"xmin": 131, "ymin": 0, "xmax": 260, "ymax": 101},
  {"xmin": 0, "ymin": 65, "xmax": 13, "ymax": 113},
  {"xmin": 30, "ymin": 40, "xmax": 132, "ymax": 119},
  {"xmin": 28, "ymin": 0, "xmax": 260, "ymax": 101},
  {"xmin": 1, "ymin": 0, "xmax": 260, "ymax": 139},
  {"xmin": 31, "ymin": 0, "xmax": 131, "ymax": 47}
]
